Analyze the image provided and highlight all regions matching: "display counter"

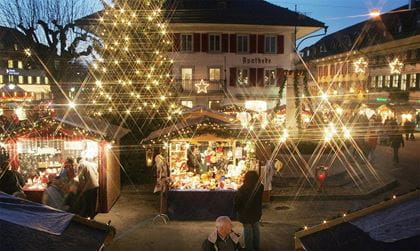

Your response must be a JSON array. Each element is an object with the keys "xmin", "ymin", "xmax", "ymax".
[{"xmin": 167, "ymin": 189, "xmax": 237, "ymax": 220}]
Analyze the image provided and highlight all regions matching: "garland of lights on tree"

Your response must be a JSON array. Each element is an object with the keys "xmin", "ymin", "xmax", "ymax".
[{"xmin": 85, "ymin": 0, "xmax": 180, "ymax": 121}]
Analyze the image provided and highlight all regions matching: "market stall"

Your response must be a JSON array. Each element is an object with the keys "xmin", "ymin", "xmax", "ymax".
[
  {"xmin": 4, "ymin": 113, "xmax": 129, "ymax": 213},
  {"xmin": 143, "ymin": 109, "xmax": 257, "ymax": 220}
]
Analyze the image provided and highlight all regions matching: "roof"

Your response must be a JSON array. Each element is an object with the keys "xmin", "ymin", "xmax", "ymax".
[
  {"xmin": 76, "ymin": 0, "xmax": 324, "ymax": 28},
  {"xmin": 295, "ymin": 190, "xmax": 420, "ymax": 250},
  {"xmin": 164, "ymin": 0, "xmax": 324, "ymax": 27},
  {"xmin": 301, "ymin": 3, "xmax": 420, "ymax": 60}
]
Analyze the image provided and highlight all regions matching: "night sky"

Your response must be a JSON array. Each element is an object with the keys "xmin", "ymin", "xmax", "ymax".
[{"xmin": 270, "ymin": 0, "xmax": 409, "ymax": 48}]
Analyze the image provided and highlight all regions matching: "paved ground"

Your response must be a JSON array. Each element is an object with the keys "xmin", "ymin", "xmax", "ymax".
[{"xmin": 96, "ymin": 134, "xmax": 420, "ymax": 251}]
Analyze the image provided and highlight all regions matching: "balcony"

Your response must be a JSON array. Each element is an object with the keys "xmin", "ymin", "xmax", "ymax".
[{"xmin": 175, "ymin": 79, "xmax": 225, "ymax": 94}]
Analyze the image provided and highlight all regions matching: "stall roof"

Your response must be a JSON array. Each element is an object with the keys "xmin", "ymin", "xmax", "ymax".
[
  {"xmin": 54, "ymin": 113, "xmax": 130, "ymax": 140},
  {"xmin": 0, "ymin": 192, "xmax": 115, "ymax": 250},
  {"xmin": 295, "ymin": 190, "xmax": 420, "ymax": 250}
]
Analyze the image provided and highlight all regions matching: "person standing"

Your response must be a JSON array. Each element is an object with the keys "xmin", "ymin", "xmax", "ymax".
[
  {"xmin": 234, "ymin": 171, "xmax": 264, "ymax": 251},
  {"xmin": 42, "ymin": 175, "xmax": 66, "ymax": 210},
  {"xmin": 365, "ymin": 130, "xmax": 378, "ymax": 162},
  {"xmin": 202, "ymin": 216, "xmax": 242, "ymax": 251},
  {"xmin": 390, "ymin": 129, "xmax": 404, "ymax": 164},
  {"xmin": 0, "ymin": 159, "xmax": 25, "ymax": 195},
  {"xmin": 78, "ymin": 158, "xmax": 99, "ymax": 218}
]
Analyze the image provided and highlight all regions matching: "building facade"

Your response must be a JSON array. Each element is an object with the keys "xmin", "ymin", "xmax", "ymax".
[
  {"xmin": 0, "ymin": 26, "xmax": 51, "ymax": 103},
  {"xmin": 300, "ymin": 0, "xmax": 420, "ymax": 112},
  {"xmin": 166, "ymin": 0, "xmax": 324, "ymax": 111}
]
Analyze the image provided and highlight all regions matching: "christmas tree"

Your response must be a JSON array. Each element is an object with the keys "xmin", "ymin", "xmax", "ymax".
[{"xmin": 85, "ymin": 0, "xmax": 180, "ymax": 128}]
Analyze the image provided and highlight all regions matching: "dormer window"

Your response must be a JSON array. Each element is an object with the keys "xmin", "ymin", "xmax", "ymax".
[
  {"xmin": 398, "ymin": 25, "xmax": 402, "ymax": 33},
  {"xmin": 320, "ymin": 44, "xmax": 327, "ymax": 53}
]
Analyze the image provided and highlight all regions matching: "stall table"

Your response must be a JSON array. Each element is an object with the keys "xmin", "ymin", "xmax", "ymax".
[
  {"xmin": 23, "ymin": 188, "xmax": 44, "ymax": 203},
  {"xmin": 167, "ymin": 189, "xmax": 237, "ymax": 220}
]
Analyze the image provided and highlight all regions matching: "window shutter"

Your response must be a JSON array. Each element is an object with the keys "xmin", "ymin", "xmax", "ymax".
[
  {"xmin": 222, "ymin": 34, "xmax": 229, "ymax": 52},
  {"xmin": 230, "ymin": 67, "xmax": 237, "ymax": 86},
  {"xmin": 193, "ymin": 33, "xmax": 200, "ymax": 52},
  {"xmin": 201, "ymin": 33, "xmax": 208, "ymax": 52},
  {"xmin": 230, "ymin": 34, "xmax": 237, "ymax": 53},
  {"xmin": 250, "ymin": 34, "xmax": 257, "ymax": 53},
  {"xmin": 276, "ymin": 68, "xmax": 284, "ymax": 87},
  {"xmin": 257, "ymin": 68, "xmax": 264, "ymax": 86},
  {"xmin": 173, "ymin": 33, "xmax": 180, "ymax": 51},
  {"xmin": 258, "ymin": 35, "xmax": 264, "ymax": 53},
  {"xmin": 250, "ymin": 68, "xmax": 257, "ymax": 86},
  {"xmin": 277, "ymin": 35, "xmax": 284, "ymax": 54}
]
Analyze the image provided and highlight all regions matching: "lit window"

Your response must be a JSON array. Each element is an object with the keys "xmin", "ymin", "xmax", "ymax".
[
  {"xmin": 264, "ymin": 35, "xmax": 277, "ymax": 54},
  {"xmin": 8, "ymin": 75, "xmax": 14, "ymax": 82},
  {"xmin": 17, "ymin": 61, "xmax": 23, "ymax": 69},
  {"xmin": 36, "ymin": 76, "xmax": 41, "ymax": 84},
  {"xmin": 384, "ymin": 75, "xmax": 391, "ymax": 88},
  {"xmin": 237, "ymin": 68, "xmax": 249, "ymax": 86},
  {"xmin": 18, "ymin": 76, "xmax": 23, "ymax": 84},
  {"xmin": 209, "ymin": 68, "xmax": 221, "ymax": 81},
  {"xmin": 0, "ymin": 75, "xmax": 3, "ymax": 84},
  {"xmin": 401, "ymin": 74, "xmax": 407, "ymax": 90},
  {"xmin": 245, "ymin": 100, "xmax": 267, "ymax": 112},
  {"xmin": 237, "ymin": 35, "xmax": 249, "ymax": 53},
  {"xmin": 378, "ymin": 76, "xmax": 383, "ymax": 88},
  {"xmin": 409, "ymin": 73, "xmax": 417, "ymax": 88},
  {"xmin": 181, "ymin": 68, "xmax": 193, "ymax": 87},
  {"xmin": 181, "ymin": 100, "xmax": 193, "ymax": 108},
  {"xmin": 208, "ymin": 100, "xmax": 221, "ymax": 110},
  {"xmin": 180, "ymin": 34, "xmax": 193, "ymax": 52},
  {"xmin": 8, "ymin": 60, "xmax": 13, "ymax": 68},
  {"xmin": 264, "ymin": 69, "xmax": 276, "ymax": 86},
  {"xmin": 370, "ymin": 76, "xmax": 377, "ymax": 88},
  {"xmin": 392, "ymin": 75, "xmax": 399, "ymax": 88},
  {"xmin": 27, "ymin": 76, "xmax": 32, "ymax": 84},
  {"xmin": 209, "ymin": 34, "xmax": 221, "ymax": 52},
  {"xmin": 44, "ymin": 77, "xmax": 49, "ymax": 84}
]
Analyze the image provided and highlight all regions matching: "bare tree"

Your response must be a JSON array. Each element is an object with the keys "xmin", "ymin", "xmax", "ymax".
[{"xmin": 0, "ymin": 0, "xmax": 103, "ymax": 82}]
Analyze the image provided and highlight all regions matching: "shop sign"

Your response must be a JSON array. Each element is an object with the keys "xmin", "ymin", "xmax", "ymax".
[
  {"xmin": 376, "ymin": 97, "xmax": 388, "ymax": 102},
  {"xmin": 242, "ymin": 57, "xmax": 272, "ymax": 64},
  {"xmin": 6, "ymin": 69, "xmax": 20, "ymax": 75}
]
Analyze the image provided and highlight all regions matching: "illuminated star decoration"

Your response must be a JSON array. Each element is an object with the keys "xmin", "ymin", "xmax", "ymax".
[
  {"xmin": 195, "ymin": 79, "xmax": 209, "ymax": 94},
  {"xmin": 389, "ymin": 58, "xmax": 404, "ymax": 74},
  {"xmin": 353, "ymin": 57, "xmax": 368, "ymax": 73}
]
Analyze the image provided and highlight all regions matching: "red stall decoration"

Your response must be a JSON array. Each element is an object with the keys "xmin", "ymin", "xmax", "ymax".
[{"xmin": 5, "ymin": 113, "xmax": 129, "ymax": 213}]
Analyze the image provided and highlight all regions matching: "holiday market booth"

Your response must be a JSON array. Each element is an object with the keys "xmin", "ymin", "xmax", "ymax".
[
  {"xmin": 143, "ymin": 109, "xmax": 258, "ymax": 220},
  {"xmin": 4, "ymin": 114, "xmax": 129, "ymax": 213}
]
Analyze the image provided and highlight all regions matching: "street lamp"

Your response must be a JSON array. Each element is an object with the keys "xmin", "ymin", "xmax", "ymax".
[{"xmin": 369, "ymin": 9, "xmax": 381, "ymax": 18}]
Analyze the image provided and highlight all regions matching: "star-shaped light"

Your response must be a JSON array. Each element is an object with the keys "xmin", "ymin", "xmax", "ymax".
[
  {"xmin": 195, "ymin": 79, "xmax": 209, "ymax": 94},
  {"xmin": 389, "ymin": 58, "xmax": 403, "ymax": 74},
  {"xmin": 353, "ymin": 57, "xmax": 368, "ymax": 73}
]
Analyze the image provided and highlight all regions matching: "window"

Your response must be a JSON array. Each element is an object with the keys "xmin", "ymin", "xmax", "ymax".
[
  {"xmin": 8, "ymin": 75, "xmax": 14, "ymax": 82},
  {"xmin": 245, "ymin": 100, "xmax": 267, "ymax": 112},
  {"xmin": 0, "ymin": 75, "xmax": 3, "ymax": 83},
  {"xmin": 384, "ymin": 75, "xmax": 391, "ymax": 88},
  {"xmin": 237, "ymin": 35, "xmax": 249, "ymax": 53},
  {"xmin": 181, "ymin": 100, "xmax": 193, "ymax": 108},
  {"xmin": 8, "ymin": 60, "xmax": 13, "ymax": 68},
  {"xmin": 378, "ymin": 76, "xmax": 383, "ymax": 88},
  {"xmin": 44, "ymin": 77, "xmax": 49, "ymax": 84},
  {"xmin": 264, "ymin": 69, "xmax": 276, "ymax": 86},
  {"xmin": 17, "ymin": 61, "xmax": 23, "ymax": 69},
  {"xmin": 401, "ymin": 74, "xmax": 407, "ymax": 90},
  {"xmin": 18, "ymin": 76, "xmax": 23, "ymax": 84},
  {"xmin": 208, "ymin": 100, "xmax": 221, "ymax": 110},
  {"xmin": 209, "ymin": 68, "xmax": 221, "ymax": 81},
  {"xmin": 28, "ymin": 76, "xmax": 32, "ymax": 84},
  {"xmin": 370, "ymin": 76, "xmax": 377, "ymax": 88},
  {"xmin": 180, "ymin": 34, "xmax": 193, "ymax": 52},
  {"xmin": 181, "ymin": 68, "xmax": 193, "ymax": 87},
  {"xmin": 320, "ymin": 44, "xmax": 326, "ymax": 53},
  {"xmin": 264, "ymin": 35, "xmax": 277, "ymax": 54},
  {"xmin": 209, "ymin": 34, "xmax": 221, "ymax": 52},
  {"xmin": 36, "ymin": 76, "xmax": 41, "ymax": 84},
  {"xmin": 237, "ymin": 68, "xmax": 249, "ymax": 86},
  {"xmin": 392, "ymin": 75, "xmax": 399, "ymax": 88},
  {"xmin": 409, "ymin": 73, "xmax": 417, "ymax": 88}
]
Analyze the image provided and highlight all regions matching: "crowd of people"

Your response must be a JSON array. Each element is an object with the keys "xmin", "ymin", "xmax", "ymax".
[{"xmin": 0, "ymin": 154, "xmax": 99, "ymax": 219}]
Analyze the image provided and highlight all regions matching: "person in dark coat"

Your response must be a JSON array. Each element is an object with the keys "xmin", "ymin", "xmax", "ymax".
[
  {"xmin": 202, "ymin": 216, "xmax": 242, "ymax": 251},
  {"xmin": 234, "ymin": 171, "xmax": 264, "ymax": 251},
  {"xmin": 0, "ymin": 160, "xmax": 25, "ymax": 195},
  {"xmin": 390, "ymin": 129, "xmax": 404, "ymax": 164}
]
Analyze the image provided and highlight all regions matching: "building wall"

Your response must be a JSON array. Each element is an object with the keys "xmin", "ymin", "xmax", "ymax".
[{"xmin": 169, "ymin": 24, "xmax": 295, "ymax": 110}]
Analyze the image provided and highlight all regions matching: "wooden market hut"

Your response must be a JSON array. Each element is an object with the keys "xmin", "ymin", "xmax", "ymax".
[{"xmin": 4, "ymin": 113, "xmax": 130, "ymax": 213}]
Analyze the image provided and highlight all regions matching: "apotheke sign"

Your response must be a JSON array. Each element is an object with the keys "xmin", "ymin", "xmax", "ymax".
[{"xmin": 242, "ymin": 57, "xmax": 272, "ymax": 64}]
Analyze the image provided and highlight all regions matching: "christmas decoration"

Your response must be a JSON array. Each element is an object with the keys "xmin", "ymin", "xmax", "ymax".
[
  {"xmin": 195, "ymin": 79, "xmax": 209, "ymax": 94},
  {"xmin": 389, "ymin": 58, "xmax": 403, "ymax": 74},
  {"xmin": 353, "ymin": 57, "xmax": 368, "ymax": 74}
]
